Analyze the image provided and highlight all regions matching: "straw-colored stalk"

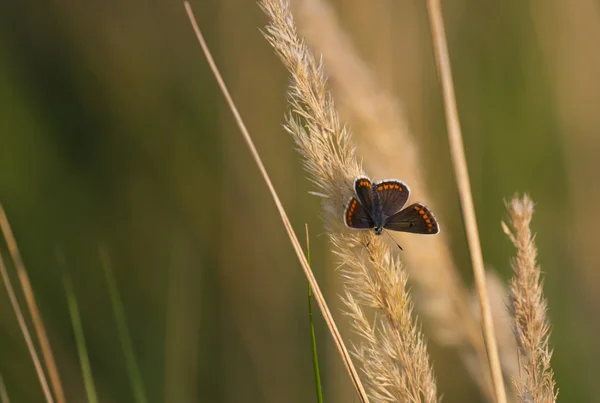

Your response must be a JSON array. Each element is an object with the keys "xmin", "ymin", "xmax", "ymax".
[
  {"xmin": 425, "ymin": 1, "xmax": 508, "ymax": 402},
  {"xmin": 0, "ymin": 373, "xmax": 10, "ymax": 403},
  {"xmin": 502, "ymin": 195, "xmax": 558, "ymax": 402},
  {"xmin": 260, "ymin": 0, "xmax": 437, "ymax": 401},
  {"xmin": 184, "ymin": 3, "xmax": 369, "ymax": 401},
  {"xmin": 0, "ymin": 251, "xmax": 53, "ymax": 403},
  {"xmin": 0, "ymin": 205, "xmax": 60, "ymax": 403}
]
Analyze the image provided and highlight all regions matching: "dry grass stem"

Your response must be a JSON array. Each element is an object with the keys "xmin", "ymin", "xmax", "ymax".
[
  {"xmin": 502, "ymin": 195, "xmax": 557, "ymax": 402},
  {"xmin": 0, "ymin": 251, "xmax": 53, "ymax": 403},
  {"xmin": 0, "ymin": 205, "xmax": 61, "ymax": 403},
  {"xmin": 468, "ymin": 272, "xmax": 520, "ymax": 385},
  {"xmin": 290, "ymin": 0, "xmax": 517, "ymax": 399},
  {"xmin": 425, "ymin": 1, "xmax": 507, "ymax": 402},
  {"xmin": 0, "ymin": 374, "xmax": 10, "ymax": 403},
  {"xmin": 260, "ymin": 0, "xmax": 437, "ymax": 400},
  {"xmin": 183, "ymin": 3, "xmax": 369, "ymax": 402}
]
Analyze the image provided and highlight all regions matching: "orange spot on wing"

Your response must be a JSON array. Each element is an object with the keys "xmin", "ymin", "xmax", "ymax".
[
  {"xmin": 428, "ymin": 228, "xmax": 433, "ymax": 233},
  {"xmin": 378, "ymin": 186, "xmax": 383, "ymax": 191},
  {"xmin": 419, "ymin": 209, "xmax": 425, "ymax": 215},
  {"xmin": 425, "ymin": 219, "xmax": 431, "ymax": 224},
  {"xmin": 423, "ymin": 214, "xmax": 428, "ymax": 219},
  {"xmin": 414, "ymin": 205, "xmax": 420, "ymax": 211}
]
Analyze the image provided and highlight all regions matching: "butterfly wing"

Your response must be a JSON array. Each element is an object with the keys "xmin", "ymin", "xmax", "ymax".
[
  {"xmin": 344, "ymin": 197, "xmax": 374, "ymax": 229},
  {"xmin": 384, "ymin": 203, "xmax": 440, "ymax": 234},
  {"xmin": 354, "ymin": 177, "xmax": 374, "ymax": 213},
  {"xmin": 375, "ymin": 180, "xmax": 410, "ymax": 217}
]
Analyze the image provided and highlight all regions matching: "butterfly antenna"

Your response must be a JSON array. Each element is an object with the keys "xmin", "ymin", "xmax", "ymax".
[{"xmin": 383, "ymin": 230, "xmax": 403, "ymax": 251}]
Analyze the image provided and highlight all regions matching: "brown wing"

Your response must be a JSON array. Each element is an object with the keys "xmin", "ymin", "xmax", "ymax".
[
  {"xmin": 384, "ymin": 203, "xmax": 440, "ymax": 234},
  {"xmin": 344, "ymin": 197, "xmax": 374, "ymax": 229},
  {"xmin": 354, "ymin": 177, "xmax": 374, "ymax": 214},
  {"xmin": 375, "ymin": 179, "xmax": 410, "ymax": 217}
]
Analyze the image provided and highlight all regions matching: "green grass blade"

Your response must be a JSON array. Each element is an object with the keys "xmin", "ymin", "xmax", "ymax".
[
  {"xmin": 63, "ymin": 272, "xmax": 98, "ymax": 403},
  {"xmin": 100, "ymin": 248, "xmax": 148, "ymax": 403},
  {"xmin": 306, "ymin": 225, "xmax": 323, "ymax": 403}
]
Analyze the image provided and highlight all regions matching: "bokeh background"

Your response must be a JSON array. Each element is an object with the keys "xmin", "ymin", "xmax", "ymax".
[{"xmin": 1, "ymin": 0, "xmax": 599, "ymax": 402}]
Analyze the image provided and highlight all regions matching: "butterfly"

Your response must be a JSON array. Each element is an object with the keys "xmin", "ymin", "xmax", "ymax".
[{"xmin": 344, "ymin": 176, "xmax": 440, "ymax": 236}]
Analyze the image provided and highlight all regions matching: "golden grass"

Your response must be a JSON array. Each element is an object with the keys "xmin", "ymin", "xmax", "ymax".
[
  {"xmin": 0, "ymin": 205, "xmax": 59, "ymax": 403},
  {"xmin": 0, "ymin": 373, "xmax": 10, "ymax": 403},
  {"xmin": 259, "ymin": 0, "xmax": 437, "ymax": 400},
  {"xmin": 0, "ymin": 253, "xmax": 53, "ymax": 403},
  {"xmin": 502, "ymin": 195, "xmax": 558, "ymax": 402}
]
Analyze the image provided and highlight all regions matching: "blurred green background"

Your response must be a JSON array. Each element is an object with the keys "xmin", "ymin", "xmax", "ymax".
[{"xmin": 1, "ymin": 0, "xmax": 599, "ymax": 402}]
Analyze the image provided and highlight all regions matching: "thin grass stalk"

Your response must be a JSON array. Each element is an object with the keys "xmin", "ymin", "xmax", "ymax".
[
  {"xmin": 0, "ymin": 250, "xmax": 53, "ymax": 403},
  {"xmin": 425, "ymin": 1, "xmax": 507, "ymax": 402},
  {"xmin": 182, "ymin": 3, "xmax": 369, "ymax": 402},
  {"xmin": 63, "ymin": 271, "xmax": 99, "ymax": 403},
  {"xmin": 0, "ymin": 374, "xmax": 10, "ymax": 403},
  {"xmin": 259, "ymin": 0, "xmax": 437, "ymax": 400},
  {"xmin": 99, "ymin": 248, "xmax": 148, "ymax": 403},
  {"xmin": 305, "ymin": 224, "xmax": 324, "ymax": 403},
  {"xmin": 164, "ymin": 235, "xmax": 200, "ymax": 403},
  {"xmin": 502, "ymin": 195, "xmax": 557, "ymax": 402},
  {"xmin": 468, "ymin": 271, "xmax": 519, "ymax": 391},
  {"xmin": 0, "ymin": 206, "xmax": 58, "ymax": 403}
]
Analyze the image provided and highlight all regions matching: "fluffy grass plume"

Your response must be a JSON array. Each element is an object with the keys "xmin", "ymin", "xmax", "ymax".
[
  {"xmin": 260, "ymin": 0, "xmax": 437, "ymax": 401},
  {"xmin": 502, "ymin": 195, "xmax": 558, "ymax": 402}
]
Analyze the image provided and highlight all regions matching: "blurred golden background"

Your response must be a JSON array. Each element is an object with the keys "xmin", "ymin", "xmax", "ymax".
[{"xmin": 1, "ymin": 0, "xmax": 599, "ymax": 402}]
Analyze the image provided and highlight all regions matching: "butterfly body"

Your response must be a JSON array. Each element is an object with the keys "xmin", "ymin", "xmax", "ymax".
[
  {"xmin": 344, "ymin": 176, "xmax": 440, "ymax": 235},
  {"xmin": 369, "ymin": 185, "xmax": 385, "ymax": 234}
]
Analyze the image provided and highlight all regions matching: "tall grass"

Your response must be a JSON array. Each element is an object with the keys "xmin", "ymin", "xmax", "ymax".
[
  {"xmin": 0, "ymin": 205, "xmax": 56, "ymax": 403},
  {"xmin": 0, "ymin": 373, "xmax": 10, "ymax": 403},
  {"xmin": 62, "ymin": 272, "xmax": 98, "ymax": 403},
  {"xmin": 100, "ymin": 249, "xmax": 148, "ymax": 403},
  {"xmin": 259, "ymin": 0, "xmax": 437, "ymax": 400},
  {"xmin": 0, "ymin": 1, "xmax": 561, "ymax": 402}
]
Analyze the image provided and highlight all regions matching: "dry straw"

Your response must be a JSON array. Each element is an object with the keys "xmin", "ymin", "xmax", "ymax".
[
  {"xmin": 0, "ymin": 205, "xmax": 61, "ymax": 403},
  {"xmin": 260, "ymin": 0, "xmax": 437, "ymax": 401},
  {"xmin": 0, "ymin": 241, "xmax": 53, "ymax": 403},
  {"xmin": 0, "ymin": 373, "xmax": 9, "ymax": 403},
  {"xmin": 502, "ymin": 195, "xmax": 558, "ymax": 402}
]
